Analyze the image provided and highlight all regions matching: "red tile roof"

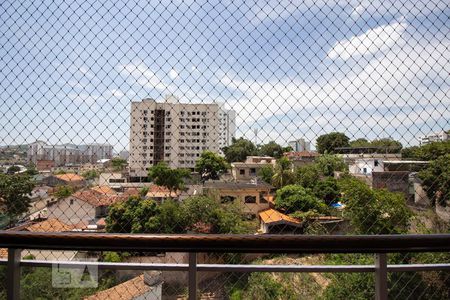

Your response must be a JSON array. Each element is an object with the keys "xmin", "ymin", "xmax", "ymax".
[
  {"xmin": 54, "ymin": 173, "xmax": 85, "ymax": 182},
  {"xmin": 72, "ymin": 190, "xmax": 125, "ymax": 207}
]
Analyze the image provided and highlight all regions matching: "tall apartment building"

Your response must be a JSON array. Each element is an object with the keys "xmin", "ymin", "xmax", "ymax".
[
  {"xmin": 419, "ymin": 131, "xmax": 449, "ymax": 145},
  {"xmin": 218, "ymin": 104, "xmax": 236, "ymax": 153},
  {"xmin": 288, "ymin": 138, "xmax": 311, "ymax": 152},
  {"xmin": 129, "ymin": 96, "xmax": 235, "ymax": 179},
  {"xmin": 28, "ymin": 141, "xmax": 113, "ymax": 166}
]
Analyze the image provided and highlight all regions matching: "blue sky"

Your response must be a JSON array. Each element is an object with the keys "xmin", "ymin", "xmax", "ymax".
[{"xmin": 0, "ymin": 0, "xmax": 449, "ymax": 152}]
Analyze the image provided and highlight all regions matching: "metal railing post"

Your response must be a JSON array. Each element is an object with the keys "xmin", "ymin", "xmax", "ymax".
[
  {"xmin": 375, "ymin": 253, "xmax": 388, "ymax": 300},
  {"xmin": 7, "ymin": 248, "xmax": 21, "ymax": 300},
  {"xmin": 188, "ymin": 252, "xmax": 197, "ymax": 299}
]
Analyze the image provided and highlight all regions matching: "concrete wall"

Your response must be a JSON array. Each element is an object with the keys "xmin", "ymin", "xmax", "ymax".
[
  {"xmin": 372, "ymin": 171, "xmax": 409, "ymax": 198},
  {"xmin": 47, "ymin": 197, "xmax": 96, "ymax": 225}
]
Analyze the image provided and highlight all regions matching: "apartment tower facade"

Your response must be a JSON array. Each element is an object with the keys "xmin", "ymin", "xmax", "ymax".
[{"xmin": 129, "ymin": 96, "xmax": 235, "ymax": 179}]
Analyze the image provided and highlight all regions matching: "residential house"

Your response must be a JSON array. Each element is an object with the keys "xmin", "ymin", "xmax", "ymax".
[
  {"xmin": 36, "ymin": 159, "xmax": 54, "ymax": 172},
  {"xmin": 47, "ymin": 189, "xmax": 125, "ymax": 226},
  {"xmin": 231, "ymin": 156, "xmax": 276, "ymax": 181},
  {"xmin": 146, "ymin": 185, "xmax": 180, "ymax": 202},
  {"xmin": 283, "ymin": 151, "xmax": 319, "ymax": 167},
  {"xmin": 203, "ymin": 181, "xmax": 273, "ymax": 215},
  {"xmin": 42, "ymin": 173, "xmax": 86, "ymax": 188}
]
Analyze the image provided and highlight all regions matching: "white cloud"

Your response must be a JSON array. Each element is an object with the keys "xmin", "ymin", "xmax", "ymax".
[
  {"xmin": 110, "ymin": 89, "xmax": 125, "ymax": 98},
  {"xmin": 169, "ymin": 68, "xmax": 179, "ymax": 79},
  {"xmin": 119, "ymin": 63, "xmax": 167, "ymax": 90},
  {"xmin": 221, "ymin": 35, "xmax": 450, "ymax": 141},
  {"xmin": 327, "ymin": 19, "xmax": 407, "ymax": 60}
]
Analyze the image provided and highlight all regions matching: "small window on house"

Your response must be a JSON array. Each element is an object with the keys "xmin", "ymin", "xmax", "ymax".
[
  {"xmin": 220, "ymin": 195, "xmax": 236, "ymax": 203},
  {"xmin": 374, "ymin": 160, "xmax": 379, "ymax": 167},
  {"xmin": 239, "ymin": 169, "xmax": 245, "ymax": 175},
  {"xmin": 363, "ymin": 168, "xmax": 367, "ymax": 174},
  {"xmin": 70, "ymin": 199, "xmax": 74, "ymax": 205},
  {"xmin": 250, "ymin": 168, "xmax": 256, "ymax": 175},
  {"xmin": 244, "ymin": 196, "xmax": 257, "ymax": 203}
]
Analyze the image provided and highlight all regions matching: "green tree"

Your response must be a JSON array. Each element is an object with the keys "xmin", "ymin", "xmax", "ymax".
[
  {"xmin": 6, "ymin": 165, "xmax": 21, "ymax": 174},
  {"xmin": 158, "ymin": 199, "xmax": 185, "ymax": 233},
  {"xmin": 370, "ymin": 138, "xmax": 402, "ymax": 152},
  {"xmin": 0, "ymin": 173, "xmax": 35, "ymax": 225},
  {"xmin": 295, "ymin": 164, "xmax": 320, "ymax": 189},
  {"xmin": 282, "ymin": 145, "xmax": 293, "ymax": 153},
  {"xmin": 81, "ymin": 169, "xmax": 99, "ymax": 180},
  {"xmin": 315, "ymin": 154, "xmax": 347, "ymax": 176},
  {"xmin": 106, "ymin": 196, "xmax": 161, "ymax": 233},
  {"xmin": 418, "ymin": 154, "xmax": 450, "ymax": 206},
  {"xmin": 316, "ymin": 132, "xmax": 350, "ymax": 154},
  {"xmin": 272, "ymin": 157, "xmax": 295, "ymax": 188},
  {"xmin": 25, "ymin": 165, "xmax": 38, "ymax": 176},
  {"xmin": 402, "ymin": 140, "xmax": 450, "ymax": 161},
  {"xmin": 54, "ymin": 185, "xmax": 74, "ymax": 199},
  {"xmin": 244, "ymin": 273, "xmax": 285, "ymax": 300},
  {"xmin": 148, "ymin": 162, "xmax": 191, "ymax": 196},
  {"xmin": 111, "ymin": 157, "xmax": 127, "ymax": 171},
  {"xmin": 275, "ymin": 185, "xmax": 327, "ymax": 214},
  {"xmin": 339, "ymin": 176, "xmax": 411, "ymax": 234},
  {"xmin": 349, "ymin": 138, "xmax": 371, "ymax": 147},
  {"xmin": 258, "ymin": 165, "xmax": 274, "ymax": 184},
  {"xmin": 195, "ymin": 150, "xmax": 230, "ymax": 181},
  {"xmin": 181, "ymin": 195, "xmax": 244, "ymax": 233},
  {"xmin": 139, "ymin": 186, "xmax": 149, "ymax": 198},
  {"xmin": 313, "ymin": 177, "xmax": 340, "ymax": 205},
  {"xmin": 222, "ymin": 137, "xmax": 257, "ymax": 163},
  {"xmin": 257, "ymin": 141, "xmax": 284, "ymax": 158}
]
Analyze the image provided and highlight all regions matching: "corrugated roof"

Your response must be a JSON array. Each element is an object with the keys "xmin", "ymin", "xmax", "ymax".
[
  {"xmin": 84, "ymin": 275, "xmax": 151, "ymax": 300},
  {"xmin": 259, "ymin": 209, "xmax": 302, "ymax": 225},
  {"xmin": 54, "ymin": 173, "xmax": 85, "ymax": 182}
]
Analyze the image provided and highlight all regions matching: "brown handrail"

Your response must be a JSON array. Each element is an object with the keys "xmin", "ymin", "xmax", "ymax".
[{"xmin": 1, "ymin": 231, "xmax": 450, "ymax": 253}]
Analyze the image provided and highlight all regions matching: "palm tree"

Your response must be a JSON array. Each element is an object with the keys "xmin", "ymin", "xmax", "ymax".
[{"xmin": 271, "ymin": 157, "xmax": 294, "ymax": 188}]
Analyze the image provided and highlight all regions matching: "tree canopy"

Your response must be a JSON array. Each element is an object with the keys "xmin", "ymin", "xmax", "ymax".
[
  {"xmin": 106, "ymin": 195, "xmax": 245, "ymax": 234},
  {"xmin": 195, "ymin": 150, "xmax": 230, "ymax": 181},
  {"xmin": 295, "ymin": 164, "xmax": 320, "ymax": 190},
  {"xmin": 148, "ymin": 162, "xmax": 191, "ymax": 194},
  {"xmin": 315, "ymin": 154, "xmax": 347, "ymax": 176},
  {"xmin": 402, "ymin": 140, "xmax": 450, "ymax": 161},
  {"xmin": 271, "ymin": 157, "xmax": 295, "ymax": 188},
  {"xmin": 338, "ymin": 176, "xmax": 411, "ymax": 234},
  {"xmin": 418, "ymin": 154, "xmax": 450, "ymax": 206},
  {"xmin": 111, "ymin": 157, "xmax": 127, "ymax": 171},
  {"xmin": 275, "ymin": 184, "xmax": 327, "ymax": 214},
  {"xmin": 0, "ymin": 173, "xmax": 35, "ymax": 225},
  {"xmin": 316, "ymin": 132, "xmax": 350, "ymax": 154},
  {"xmin": 257, "ymin": 141, "xmax": 284, "ymax": 158},
  {"xmin": 222, "ymin": 137, "xmax": 257, "ymax": 162}
]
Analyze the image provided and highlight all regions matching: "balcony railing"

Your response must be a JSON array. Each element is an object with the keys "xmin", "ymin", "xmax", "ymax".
[{"xmin": 1, "ymin": 232, "xmax": 450, "ymax": 300}]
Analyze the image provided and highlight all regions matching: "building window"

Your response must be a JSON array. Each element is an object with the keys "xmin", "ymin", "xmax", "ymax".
[
  {"xmin": 374, "ymin": 160, "xmax": 379, "ymax": 167},
  {"xmin": 221, "ymin": 195, "xmax": 236, "ymax": 203},
  {"xmin": 239, "ymin": 169, "xmax": 245, "ymax": 175},
  {"xmin": 244, "ymin": 196, "xmax": 257, "ymax": 203},
  {"xmin": 250, "ymin": 168, "xmax": 256, "ymax": 175},
  {"xmin": 70, "ymin": 199, "xmax": 74, "ymax": 205}
]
